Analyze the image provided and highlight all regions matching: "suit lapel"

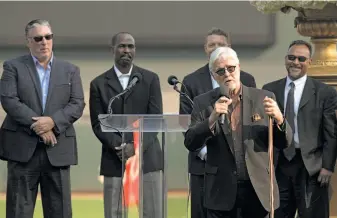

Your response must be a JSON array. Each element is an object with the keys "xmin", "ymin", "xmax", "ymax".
[
  {"xmin": 275, "ymin": 78, "xmax": 286, "ymax": 113},
  {"xmin": 211, "ymin": 88, "xmax": 235, "ymax": 154},
  {"xmin": 24, "ymin": 55, "xmax": 43, "ymax": 109},
  {"xmin": 201, "ymin": 64, "xmax": 213, "ymax": 92},
  {"xmin": 219, "ymin": 118, "xmax": 235, "ymax": 154},
  {"xmin": 242, "ymin": 85, "xmax": 252, "ymax": 143},
  {"xmin": 45, "ymin": 58, "xmax": 61, "ymax": 108},
  {"xmin": 299, "ymin": 77, "xmax": 315, "ymax": 110},
  {"xmin": 124, "ymin": 65, "xmax": 138, "ymax": 100},
  {"xmin": 106, "ymin": 67, "xmax": 123, "ymax": 94},
  {"xmin": 217, "ymin": 85, "xmax": 253, "ymax": 155}
]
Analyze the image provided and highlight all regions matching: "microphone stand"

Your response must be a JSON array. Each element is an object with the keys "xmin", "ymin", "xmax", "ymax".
[
  {"xmin": 173, "ymin": 82, "xmax": 194, "ymax": 107},
  {"xmin": 105, "ymin": 86, "xmax": 135, "ymax": 218},
  {"xmin": 172, "ymin": 81, "xmax": 194, "ymax": 218},
  {"xmin": 107, "ymin": 86, "xmax": 134, "ymax": 114}
]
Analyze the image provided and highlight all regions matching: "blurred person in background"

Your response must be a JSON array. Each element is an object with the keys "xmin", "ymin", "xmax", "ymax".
[
  {"xmin": 89, "ymin": 32, "xmax": 163, "ymax": 218},
  {"xmin": 0, "ymin": 19, "xmax": 85, "ymax": 218},
  {"xmin": 263, "ymin": 40, "xmax": 337, "ymax": 218},
  {"xmin": 179, "ymin": 27, "xmax": 256, "ymax": 218}
]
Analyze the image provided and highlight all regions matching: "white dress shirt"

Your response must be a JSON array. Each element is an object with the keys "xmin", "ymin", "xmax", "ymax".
[
  {"xmin": 197, "ymin": 71, "xmax": 220, "ymax": 161},
  {"xmin": 114, "ymin": 64, "xmax": 133, "ymax": 90},
  {"xmin": 284, "ymin": 75, "xmax": 307, "ymax": 148}
]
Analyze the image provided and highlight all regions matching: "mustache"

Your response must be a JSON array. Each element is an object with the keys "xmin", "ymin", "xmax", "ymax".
[
  {"xmin": 288, "ymin": 64, "xmax": 301, "ymax": 69},
  {"xmin": 121, "ymin": 54, "xmax": 132, "ymax": 58}
]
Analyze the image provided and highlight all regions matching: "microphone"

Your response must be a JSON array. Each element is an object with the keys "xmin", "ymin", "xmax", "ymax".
[
  {"xmin": 107, "ymin": 72, "xmax": 143, "ymax": 114},
  {"xmin": 219, "ymin": 84, "xmax": 230, "ymax": 125},
  {"xmin": 167, "ymin": 75, "xmax": 179, "ymax": 86},
  {"xmin": 125, "ymin": 72, "xmax": 142, "ymax": 91},
  {"xmin": 167, "ymin": 75, "xmax": 194, "ymax": 107}
]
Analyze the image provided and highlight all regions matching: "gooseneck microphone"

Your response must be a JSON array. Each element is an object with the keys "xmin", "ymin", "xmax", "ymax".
[
  {"xmin": 219, "ymin": 84, "xmax": 230, "ymax": 125},
  {"xmin": 167, "ymin": 75, "xmax": 194, "ymax": 107},
  {"xmin": 107, "ymin": 72, "xmax": 143, "ymax": 114},
  {"xmin": 167, "ymin": 75, "xmax": 179, "ymax": 86},
  {"xmin": 126, "ymin": 73, "xmax": 142, "ymax": 91}
]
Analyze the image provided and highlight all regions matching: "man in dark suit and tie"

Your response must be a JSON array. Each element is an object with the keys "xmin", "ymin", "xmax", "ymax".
[
  {"xmin": 179, "ymin": 28, "xmax": 256, "ymax": 218},
  {"xmin": 0, "ymin": 19, "xmax": 85, "ymax": 218},
  {"xmin": 184, "ymin": 46, "xmax": 293, "ymax": 218},
  {"xmin": 89, "ymin": 32, "xmax": 163, "ymax": 218},
  {"xmin": 263, "ymin": 40, "xmax": 337, "ymax": 218}
]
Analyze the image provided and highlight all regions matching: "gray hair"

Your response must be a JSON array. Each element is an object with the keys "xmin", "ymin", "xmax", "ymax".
[
  {"xmin": 209, "ymin": 47, "xmax": 239, "ymax": 73},
  {"xmin": 25, "ymin": 19, "xmax": 52, "ymax": 37}
]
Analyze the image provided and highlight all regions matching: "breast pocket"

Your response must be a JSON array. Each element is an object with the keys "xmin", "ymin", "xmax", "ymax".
[
  {"xmin": 310, "ymin": 108, "xmax": 323, "ymax": 118},
  {"xmin": 251, "ymin": 119, "xmax": 268, "ymax": 142}
]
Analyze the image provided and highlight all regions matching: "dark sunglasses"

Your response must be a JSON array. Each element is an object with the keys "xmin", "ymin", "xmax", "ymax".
[
  {"xmin": 287, "ymin": 55, "xmax": 308, "ymax": 63},
  {"xmin": 215, "ymin": 66, "xmax": 236, "ymax": 76},
  {"xmin": 30, "ymin": 34, "xmax": 53, "ymax": 42}
]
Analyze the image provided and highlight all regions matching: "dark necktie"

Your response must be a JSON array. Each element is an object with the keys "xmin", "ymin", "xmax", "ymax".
[{"xmin": 283, "ymin": 82, "xmax": 296, "ymax": 161}]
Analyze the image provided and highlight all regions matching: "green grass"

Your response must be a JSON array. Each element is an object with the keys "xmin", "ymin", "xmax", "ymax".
[{"xmin": 0, "ymin": 196, "xmax": 189, "ymax": 218}]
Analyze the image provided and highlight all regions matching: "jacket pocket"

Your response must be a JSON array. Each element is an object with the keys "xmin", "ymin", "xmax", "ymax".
[
  {"xmin": 205, "ymin": 164, "xmax": 218, "ymax": 175},
  {"xmin": 65, "ymin": 127, "xmax": 76, "ymax": 137},
  {"xmin": 2, "ymin": 122, "xmax": 18, "ymax": 131}
]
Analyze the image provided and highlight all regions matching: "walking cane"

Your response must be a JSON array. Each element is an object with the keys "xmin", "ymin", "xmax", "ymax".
[{"xmin": 268, "ymin": 117, "xmax": 275, "ymax": 218}]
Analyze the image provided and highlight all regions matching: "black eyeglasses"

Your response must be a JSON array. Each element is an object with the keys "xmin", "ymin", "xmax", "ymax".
[
  {"xmin": 215, "ymin": 66, "xmax": 236, "ymax": 76},
  {"xmin": 30, "ymin": 34, "xmax": 53, "ymax": 42},
  {"xmin": 287, "ymin": 55, "xmax": 308, "ymax": 63}
]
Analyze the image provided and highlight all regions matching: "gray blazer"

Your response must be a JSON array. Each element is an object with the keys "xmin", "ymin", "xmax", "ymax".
[
  {"xmin": 184, "ymin": 86, "xmax": 293, "ymax": 212},
  {"xmin": 263, "ymin": 77, "xmax": 337, "ymax": 176},
  {"xmin": 0, "ymin": 54, "xmax": 85, "ymax": 167}
]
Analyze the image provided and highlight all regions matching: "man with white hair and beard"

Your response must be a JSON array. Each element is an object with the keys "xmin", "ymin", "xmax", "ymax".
[
  {"xmin": 184, "ymin": 46, "xmax": 293, "ymax": 218},
  {"xmin": 179, "ymin": 28, "xmax": 256, "ymax": 218},
  {"xmin": 263, "ymin": 40, "xmax": 337, "ymax": 218}
]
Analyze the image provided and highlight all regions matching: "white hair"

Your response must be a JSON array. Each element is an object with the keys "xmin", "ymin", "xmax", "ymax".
[{"xmin": 209, "ymin": 47, "xmax": 239, "ymax": 73}]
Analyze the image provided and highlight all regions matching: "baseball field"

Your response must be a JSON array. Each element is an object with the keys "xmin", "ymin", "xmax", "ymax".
[{"xmin": 0, "ymin": 192, "xmax": 189, "ymax": 218}]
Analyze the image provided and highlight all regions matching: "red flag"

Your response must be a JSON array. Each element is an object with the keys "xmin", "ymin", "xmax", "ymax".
[{"xmin": 122, "ymin": 120, "xmax": 140, "ymax": 207}]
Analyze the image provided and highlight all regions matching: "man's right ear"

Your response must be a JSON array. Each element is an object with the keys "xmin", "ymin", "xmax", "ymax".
[
  {"xmin": 110, "ymin": 46, "xmax": 115, "ymax": 54},
  {"xmin": 204, "ymin": 43, "xmax": 209, "ymax": 53},
  {"xmin": 26, "ymin": 38, "xmax": 30, "ymax": 48}
]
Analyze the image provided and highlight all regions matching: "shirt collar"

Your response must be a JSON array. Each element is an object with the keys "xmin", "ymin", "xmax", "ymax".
[
  {"xmin": 31, "ymin": 52, "xmax": 53, "ymax": 67},
  {"xmin": 114, "ymin": 64, "xmax": 133, "ymax": 78},
  {"xmin": 286, "ymin": 74, "xmax": 307, "ymax": 88},
  {"xmin": 235, "ymin": 83, "xmax": 243, "ymax": 101}
]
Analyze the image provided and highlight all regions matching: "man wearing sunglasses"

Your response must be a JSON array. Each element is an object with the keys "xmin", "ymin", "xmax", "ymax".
[
  {"xmin": 179, "ymin": 28, "xmax": 256, "ymax": 218},
  {"xmin": 184, "ymin": 46, "xmax": 292, "ymax": 218},
  {"xmin": 263, "ymin": 40, "xmax": 337, "ymax": 218},
  {"xmin": 0, "ymin": 19, "xmax": 85, "ymax": 218}
]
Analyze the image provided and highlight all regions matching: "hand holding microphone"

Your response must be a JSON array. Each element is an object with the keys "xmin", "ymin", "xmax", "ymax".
[
  {"xmin": 209, "ymin": 83, "xmax": 235, "ymax": 126},
  {"xmin": 209, "ymin": 83, "xmax": 233, "ymax": 127},
  {"xmin": 209, "ymin": 96, "xmax": 232, "ymax": 126},
  {"xmin": 215, "ymin": 97, "xmax": 233, "ymax": 115}
]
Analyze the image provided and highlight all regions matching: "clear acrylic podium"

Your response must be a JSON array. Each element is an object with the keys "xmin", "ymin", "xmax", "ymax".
[{"xmin": 98, "ymin": 113, "xmax": 191, "ymax": 218}]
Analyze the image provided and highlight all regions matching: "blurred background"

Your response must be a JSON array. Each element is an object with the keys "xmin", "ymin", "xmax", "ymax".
[{"xmin": 0, "ymin": 1, "xmax": 334, "ymax": 217}]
